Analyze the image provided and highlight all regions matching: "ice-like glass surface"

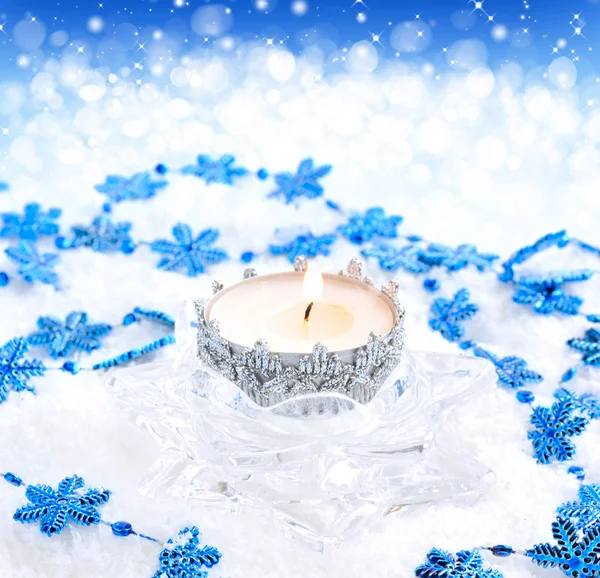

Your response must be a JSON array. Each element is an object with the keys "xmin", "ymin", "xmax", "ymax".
[{"xmin": 109, "ymin": 301, "xmax": 497, "ymax": 545}]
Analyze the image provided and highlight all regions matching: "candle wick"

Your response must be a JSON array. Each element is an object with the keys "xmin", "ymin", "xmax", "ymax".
[{"xmin": 304, "ymin": 302, "xmax": 314, "ymax": 323}]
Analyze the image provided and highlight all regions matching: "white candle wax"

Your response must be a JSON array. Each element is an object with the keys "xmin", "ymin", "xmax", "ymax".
[{"xmin": 205, "ymin": 272, "xmax": 396, "ymax": 353}]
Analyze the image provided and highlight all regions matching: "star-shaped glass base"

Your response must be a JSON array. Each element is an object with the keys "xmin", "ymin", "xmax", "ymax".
[{"xmin": 109, "ymin": 301, "xmax": 497, "ymax": 546}]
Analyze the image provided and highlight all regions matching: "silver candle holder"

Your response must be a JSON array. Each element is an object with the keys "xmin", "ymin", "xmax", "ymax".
[{"xmin": 195, "ymin": 257, "xmax": 406, "ymax": 408}]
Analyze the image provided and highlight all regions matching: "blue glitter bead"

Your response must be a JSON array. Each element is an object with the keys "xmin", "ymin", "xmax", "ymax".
[
  {"xmin": 423, "ymin": 278, "xmax": 440, "ymax": 292},
  {"xmin": 55, "ymin": 236, "xmax": 71, "ymax": 250},
  {"xmin": 102, "ymin": 203, "xmax": 112, "ymax": 214},
  {"xmin": 155, "ymin": 163, "xmax": 168, "ymax": 175},
  {"xmin": 257, "ymin": 168, "xmax": 269, "ymax": 180},
  {"xmin": 4, "ymin": 472, "xmax": 23, "ymax": 487},
  {"xmin": 325, "ymin": 199, "xmax": 342, "ymax": 212},
  {"xmin": 123, "ymin": 313, "xmax": 137, "ymax": 326},
  {"xmin": 561, "ymin": 367, "xmax": 577, "ymax": 383},
  {"xmin": 490, "ymin": 545, "xmax": 514, "ymax": 557},
  {"xmin": 567, "ymin": 466, "xmax": 585, "ymax": 481},
  {"xmin": 516, "ymin": 390, "xmax": 535, "ymax": 404},
  {"xmin": 121, "ymin": 240, "xmax": 136, "ymax": 254},
  {"xmin": 0, "ymin": 272, "xmax": 9, "ymax": 287},
  {"xmin": 587, "ymin": 314, "xmax": 600, "ymax": 323},
  {"xmin": 62, "ymin": 361, "xmax": 80, "ymax": 375},
  {"xmin": 111, "ymin": 521, "xmax": 133, "ymax": 537},
  {"xmin": 241, "ymin": 251, "xmax": 256, "ymax": 264},
  {"xmin": 459, "ymin": 340, "xmax": 476, "ymax": 350},
  {"xmin": 406, "ymin": 235, "xmax": 423, "ymax": 242}
]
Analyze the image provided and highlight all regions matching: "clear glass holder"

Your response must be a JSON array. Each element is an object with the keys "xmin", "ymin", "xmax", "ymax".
[{"xmin": 108, "ymin": 301, "xmax": 497, "ymax": 546}]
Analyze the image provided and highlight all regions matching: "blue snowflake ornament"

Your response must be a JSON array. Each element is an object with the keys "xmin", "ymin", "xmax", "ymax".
[
  {"xmin": 526, "ymin": 517, "xmax": 600, "ymax": 578},
  {"xmin": 473, "ymin": 348, "xmax": 543, "ymax": 389},
  {"xmin": 528, "ymin": 399, "xmax": 588, "ymax": 464},
  {"xmin": 555, "ymin": 388, "xmax": 600, "ymax": 421},
  {"xmin": 0, "ymin": 338, "xmax": 46, "ymax": 403},
  {"xmin": 153, "ymin": 526, "xmax": 222, "ymax": 578},
  {"xmin": 0, "ymin": 203, "xmax": 61, "ymax": 241},
  {"xmin": 362, "ymin": 242, "xmax": 451, "ymax": 274},
  {"xmin": 442, "ymin": 244, "xmax": 499, "ymax": 272},
  {"xmin": 557, "ymin": 484, "xmax": 600, "ymax": 532},
  {"xmin": 429, "ymin": 289, "xmax": 478, "ymax": 343},
  {"xmin": 13, "ymin": 475, "xmax": 110, "ymax": 537},
  {"xmin": 567, "ymin": 329, "xmax": 600, "ymax": 367},
  {"xmin": 338, "ymin": 207, "xmax": 403, "ymax": 244},
  {"xmin": 513, "ymin": 271, "xmax": 594, "ymax": 316},
  {"xmin": 59, "ymin": 216, "xmax": 134, "ymax": 253},
  {"xmin": 95, "ymin": 171, "xmax": 168, "ymax": 204},
  {"xmin": 415, "ymin": 548, "xmax": 502, "ymax": 577},
  {"xmin": 268, "ymin": 158, "xmax": 332, "ymax": 204},
  {"xmin": 27, "ymin": 311, "xmax": 112, "ymax": 359},
  {"xmin": 150, "ymin": 224, "xmax": 228, "ymax": 277},
  {"xmin": 268, "ymin": 231, "xmax": 337, "ymax": 263},
  {"xmin": 0, "ymin": 182, "xmax": 8, "ymax": 192},
  {"xmin": 181, "ymin": 154, "xmax": 248, "ymax": 185},
  {"xmin": 5, "ymin": 241, "xmax": 61, "ymax": 289}
]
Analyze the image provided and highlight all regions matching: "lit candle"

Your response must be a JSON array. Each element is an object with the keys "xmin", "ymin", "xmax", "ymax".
[{"xmin": 205, "ymin": 266, "xmax": 397, "ymax": 354}]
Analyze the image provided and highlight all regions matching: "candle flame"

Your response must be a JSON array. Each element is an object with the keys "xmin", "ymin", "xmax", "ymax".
[{"xmin": 302, "ymin": 266, "xmax": 323, "ymax": 303}]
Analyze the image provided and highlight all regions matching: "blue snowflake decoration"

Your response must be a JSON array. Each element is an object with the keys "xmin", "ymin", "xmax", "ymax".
[
  {"xmin": 361, "ymin": 242, "xmax": 452, "ymax": 274},
  {"xmin": 441, "ymin": 244, "xmax": 499, "ymax": 272},
  {"xmin": 0, "ymin": 203, "xmax": 61, "ymax": 241},
  {"xmin": 94, "ymin": 171, "xmax": 168, "ymax": 204},
  {"xmin": 557, "ymin": 484, "xmax": 600, "ymax": 532},
  {"xmin": 13, "ymin": 474, "xmax": 111, "ymax": 537},
  {"xmin": 5, "ymin": 241, "xmax": 61, "ymax": 289},
  {"xmin": 429, "ymin": 289, "xmax": 478, "ymax": 343},
  {"xmin": 567, "ymin": 329, "xmax": 600, "ymax": 367},
  {"xmin": 415, "ymin": 548, "xmax": 502, "ymax": 577},
  {"xmin": 181, "ymin": 154, "xmax": 248, "ymax": 185},
  {"xmin": 528, "ymin": 399, "xmax": 588, "ymax": 464},
  {"xmin": 153, "ymin": 526, "xmax": 222, "ymax": 578},
  {"xmin": 555, "ymin": 388, "xmax": 600, "ymax": 421},
  {"xmin": 0, "ymin": 182, "xmax": 8, "ymax": 192},
  {"xmin": 27, "ymin": 311, "xmax": 112, "ymax": 359},
  {"xmin": 268, "ymin": 157, "xmax": 332, "ymax": 204},
  {"xmin": 526, "ymin": 517, "xmax": 600, "ymax": 578},
  {"xmin": 512, "ymin": 271, "xmax": 594, "ymax": 316},
  {"xmin": 0, "ymin": 338, "xmax": 46, "ymax": 403},
  {"xmin": 150, "ymin": 223, "xmax": 228, "ymax": 277},
  {"xmin": 473, "ymin": 347, "xmax": 543, "ymax": 389},
  {"xmin": 338, "ymin": 207, "xmax": 403, "ymax": 244},
  {"xmin": 268, "ymin": 231, "xmax": 337, "ymax": 263},
  {"xmin": 57, "ymin": 216, "xmax": 134, "ymax": 253}
]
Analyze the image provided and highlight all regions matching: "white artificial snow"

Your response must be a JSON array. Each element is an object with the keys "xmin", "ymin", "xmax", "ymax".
[{"xmin": 0, "ymin": 54, "xmax": 599, "ymax": 577}]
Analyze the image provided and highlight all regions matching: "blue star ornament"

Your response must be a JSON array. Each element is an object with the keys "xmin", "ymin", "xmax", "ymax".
[
  {"xmin": 557, "ymin": 484, "xmax": 600, "ymax": 531},
  {"xmin": 416, "ymin": 548, "xmax": 502, "ymax": 578},
  {"xmin": 0, "ymin": 338, "xmax": 46, "ymax": 403},
  {"xmin": 428, "ymin": 289, "xmax": 478, "ymax": 343},
  {"xmin": 5, "ymin": 241, "xmax": 61, "ymax": 289},
  {"xmin": 58, "ymin": 216, "xmax": 134, "ymax": 253},
  {"xmin": 339, "ymin": 207, "xmax": 403, "ymax": 244},
  {"xmin": 526, "ymin": 517, "xmax": 600, "ymax": 578},
  {"xmin": 473, "ymin": 348, "xmax": 543, "ymax": 389},
  {"xmin": 27, "ymin": 311, "xmax": 112, "ymax": 359},
  {"xmin": 13, "ymin": 475, "xmax": 111, "ymax": 537},
  {"xmin": 268, "ymin": 231, "xmax": 337, "ymax": 263},
  {"xmin": 181, "ymin": 154, "xmax": 248, "ymax": 185},
  {"xmin": 0, "ymin": 203, "xmax": 61, "ymax": 241},
  {"xmin": 528, "ymin": 399, "xmax": 588, "ymax": 464},
  {"xmin": 150, "ymin": 223, "xmax": 228, "ymax": 277},
  {"xmin": 95, "ymin": 171, "xmax": 168, "ymax": 204},
  {"xmin": 513, "ymin": 271, "xmax": 594, "ymax": 316},
  {"xmin": 268, "ymin": 157, "xmax": 332, "ymax": 204},
  {"xmin": 567, "ymin": 329, "xmax": 600, "ymax": 367},
  {"xmin": 153, "ymin": 526, "xmax": 222, "ymax": 578},
  {"xmin": 442, "ymin": 244, "xmax": 499, "ymax": 272}
]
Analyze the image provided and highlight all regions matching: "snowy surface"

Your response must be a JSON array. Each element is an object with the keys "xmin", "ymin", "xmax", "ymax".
[{"xmin": 1, "ymin": 53, "xmax": 600, "ymax": 577}]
